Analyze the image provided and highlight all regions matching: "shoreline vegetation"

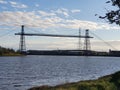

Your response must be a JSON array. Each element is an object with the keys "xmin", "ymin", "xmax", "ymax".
[
  {"xmin": 0, "ymin": 46, "xmax": 21, "ymax": 56},
  {"xmin": 0, "ymin": 53, "xmax": 22, "ymax": 56},
  {"xmin": 28, "ymin": 71, "xmax": 120, "ymax": 90}
]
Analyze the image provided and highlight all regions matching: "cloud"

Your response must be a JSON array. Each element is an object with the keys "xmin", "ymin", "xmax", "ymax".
[
  {"xmin": 71, "ymin": 9, "xmax": 81, "ymax": 13},
  {"xmin": 48, "ymin": 40, "xmax": 120, "ymax": 51},
  {"xmin": 0, "ymin": 10, "xmax": 120, "ymax": 31},
  {"xmin": 57, "ymin": 19, "xmax": 120, "ymax": 30},
  {"xmin": 38, "ymin": 11, "xmax": 56, "ymax": 17},
  {"xmin": 0, "ymin": 27, "xmax": 17, "ymax": 30},
  {"xmin": 91, "ymin": 40, "xmax": 120, "ymax": 51},
  {"xmin": 26, "ymin": 38, "xmax": 78, "ymax": 50},
  {"xmin": 52, "ymin": 8, "xmax": 69, "ymax": 17},
  {"xmin": 0, "ymin": 0, "xmax": 7, "ymax": 4},
  {"xmin": 0, "ymin": 11, "xmax": 63, "ymax": 28},
  {"xmin": 9, "ymin": 1, "xmax": 28, "ymax": 9},
  {"xmin": 23, "ymin": 36, "xmax": 120, "ymax": 51},
  {"xmin": 35, "ymin": 4, "xmax": 40, "ymax": 7}
]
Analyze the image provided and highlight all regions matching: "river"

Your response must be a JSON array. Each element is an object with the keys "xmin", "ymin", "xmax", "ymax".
[{"xmin": 0, "ymin": 56, "xmax": 120, "ymax": 90}]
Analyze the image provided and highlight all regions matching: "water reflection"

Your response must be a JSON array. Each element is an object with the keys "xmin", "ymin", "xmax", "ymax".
[{"xmin": 0, "ymin": 56, "xmax": 120, "ymax": 90}]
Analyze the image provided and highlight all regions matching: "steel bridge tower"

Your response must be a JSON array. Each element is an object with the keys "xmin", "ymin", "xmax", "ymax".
[
  {"xmin": 15, "ymin": 27, "xmax": 93, "ymax": 55},
  {"xmin": 78, "ymin": 28, "xmax": 82, "ymax": 50},
  {"xmin": 84, "ymin": 29, "xmax": 91, "ymax": 55},
  {"xmin": 19, "ymin": 25, "xmax": 26, "ymax": 53}
]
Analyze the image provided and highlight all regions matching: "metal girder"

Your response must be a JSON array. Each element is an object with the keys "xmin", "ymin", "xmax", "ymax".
[{"xmin": 15, "ymin": 33, "xmax": 93, "ymax": 38}]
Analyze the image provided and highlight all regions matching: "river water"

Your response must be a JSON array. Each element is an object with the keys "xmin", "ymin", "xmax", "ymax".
[{"xmin": 0, "ymin": 56, "xmax": 120, "ymax": 90}]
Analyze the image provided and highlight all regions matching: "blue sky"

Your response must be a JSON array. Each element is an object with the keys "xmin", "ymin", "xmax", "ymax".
[{"xmin": 0, "ymin": 0, "xmax": 120, "ymax": 51}]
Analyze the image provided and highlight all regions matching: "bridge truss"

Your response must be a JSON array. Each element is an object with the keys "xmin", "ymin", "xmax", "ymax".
[{"xmin": 15, "ymin": 25, "xmax": 93, "ymax": 53}]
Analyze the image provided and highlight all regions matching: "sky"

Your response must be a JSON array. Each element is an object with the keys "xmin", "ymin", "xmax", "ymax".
[{"xmin": 0, "ymin": 0, "xmax": 120, "ymax": 51}]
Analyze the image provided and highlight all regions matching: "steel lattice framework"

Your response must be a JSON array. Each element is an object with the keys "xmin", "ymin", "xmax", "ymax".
[{"xmin": 15, "ymin": 25, "xmax": 93, "ymax": 53}]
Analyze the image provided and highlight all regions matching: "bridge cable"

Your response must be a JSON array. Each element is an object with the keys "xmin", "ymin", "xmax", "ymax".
[
  {"xmin": 90, "ymin": 31, "xmax": 117, "ymax": 50},
  {"xmin": 0, "ymin": 29, "xmax": 17, "ymax": 39},
  {"xmin": 25, "ymin": 27, "xmax": 45, "ymax": 34},
  {"xmin": 0, "ymin": 28, "xmax": 16, "ymax": 39}
]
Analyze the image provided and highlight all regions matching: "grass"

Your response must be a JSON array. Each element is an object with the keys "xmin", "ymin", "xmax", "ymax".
[
  {"xmin": 28, "ymin": 71, "xmax": 120, "ymax": 90},
  {"xmin": 0, "ymin": 52, "xmax": 24, "ymax": 56}
]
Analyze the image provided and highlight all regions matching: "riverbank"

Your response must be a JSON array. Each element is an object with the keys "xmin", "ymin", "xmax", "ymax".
[
  {"xmin": 28, "ymin": 71, "xmax": 120, "ymax": 90},
  {"xmin": 0, "ymin": 46, "xmax": 22, "ymax": 56},
  {"xmin": 0, "ymin": 53, "xmax": 23, "ymax": 56},
  {"xmin": 27, "ymin": 50, "xmax": 120, "ymax": 57}
]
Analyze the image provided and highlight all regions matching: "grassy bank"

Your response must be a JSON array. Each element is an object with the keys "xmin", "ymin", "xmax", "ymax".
[
  {"xmin": 28, "ymin": 71, "xmax": 120, "ymax": 90},
  {"xmin": 0, "ymin": 46, "xmax": 24, "ymax": 56},
  {"xmin": 0, "ymin": 53, "xmax": 22, "ymax": 56}
]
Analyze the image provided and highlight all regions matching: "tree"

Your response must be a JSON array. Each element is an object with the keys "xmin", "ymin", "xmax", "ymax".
[
  {"xmin": 99, "ymin": 0, "xmax": 120, "ymax": 25},
  {"xmin": 0, "ymin": 46, "xmax": 19, "ymax": 56}
]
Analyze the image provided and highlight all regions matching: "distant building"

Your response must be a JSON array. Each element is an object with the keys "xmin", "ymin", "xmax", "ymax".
[{"xmin": 109, "ymin": 50, "xmax": 120, "ymax": 56}]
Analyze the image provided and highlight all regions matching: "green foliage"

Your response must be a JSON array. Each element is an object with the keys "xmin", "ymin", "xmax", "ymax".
[
  {"xmin": 0, "ymin": 46, "xmax": 20, "ymax": 56},
  {"xmin": 99, "ymin": 0, "xmax": 120, "ymax": 25},
  {"xmin": 28, "ymin": 71, "xmax": 120, "ymax": 90},
  {"xmin": 110, "ymin": 71, "xmax": 120, "ymax": 89}
]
